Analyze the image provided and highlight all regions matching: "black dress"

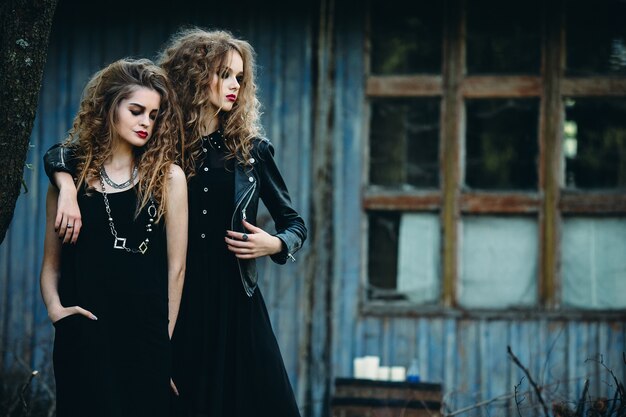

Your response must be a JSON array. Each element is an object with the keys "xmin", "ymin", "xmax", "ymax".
[
  {"xmin": 171, "ymin": 133, "xmax": 301, "ymax": 417},
  {"xmin": 53, "ymin": 186, "xmax": 170, "ymax": 417}
]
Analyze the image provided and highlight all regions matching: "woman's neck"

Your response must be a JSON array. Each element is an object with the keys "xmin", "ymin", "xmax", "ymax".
[
  {"xmin": 200, "ymin": 109, "xmax": 221, "ymax": 136},
  {"xmin": 106, "ymin": 141, "xmax": 135, "ymax": 171}
]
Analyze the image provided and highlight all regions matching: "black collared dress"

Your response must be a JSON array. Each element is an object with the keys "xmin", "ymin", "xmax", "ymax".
[{"xmin": 170, "ymin": 131, "xmax": 301, "ymax": 417}]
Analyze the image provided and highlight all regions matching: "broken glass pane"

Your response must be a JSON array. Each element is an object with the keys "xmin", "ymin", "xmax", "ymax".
[{"xmin": 368, "ymin": 212, "xmax": 400, "ymax": 294}]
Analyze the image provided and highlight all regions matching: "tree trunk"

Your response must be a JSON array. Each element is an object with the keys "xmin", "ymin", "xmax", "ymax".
[{"xmin": 0, "ymin": 0, "xmax": 57, "ymax": 244}]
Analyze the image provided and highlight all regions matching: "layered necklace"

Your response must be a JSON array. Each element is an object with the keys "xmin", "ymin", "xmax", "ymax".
[
  {"xmin": 101, "ymin": 165, "xmax": 138, "ymax": 189},
  {"xmin": 99, "ymin": 166, "xmax": 155, "ymax": 255}
]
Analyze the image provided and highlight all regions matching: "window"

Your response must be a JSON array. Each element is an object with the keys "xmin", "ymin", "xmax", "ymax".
[{"xmin": 365, "ymin": 0, "xmax": 626, "ymax": 311}]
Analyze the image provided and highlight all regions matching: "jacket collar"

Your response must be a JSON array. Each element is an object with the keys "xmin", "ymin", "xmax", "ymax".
[{"xmin": 234, "ymin": 158, "xmax": 256, "ymax": 204}]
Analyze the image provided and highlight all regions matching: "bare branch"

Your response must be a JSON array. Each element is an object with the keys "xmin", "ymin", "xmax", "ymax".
[
  {"xmin": 446, "ymin": 392, "xmax": 516, "ymax": 417},
  {"xmin": 586, "ymin": 354, "xmax": 626, "ymax": 400},
  {"xmin": 575, "ymin": 379, "xmax": 589, "ymax": 417},
  {"xmin": 507, "ymin": 345, "xmax": 550, "ymax": 417},
  {"xmin": 514, "ymin": 377, "xmax": 525, "ymax": 417},
  {"xmin": 607, "ymin": 387, "xmax": 619, "ymax": 417},
  {"xmin": 6, "ymin": 370, "xmax": 38, "ymax": 416}
]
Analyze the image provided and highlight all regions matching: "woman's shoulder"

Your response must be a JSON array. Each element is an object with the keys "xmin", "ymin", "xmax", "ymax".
[
  {"xmin": 168, "ymin": 163, "xmax": 186, "ymax": 183},
  {"xmin": 251, "ymin": 136, "xmax": 275, "ymax": 158}
]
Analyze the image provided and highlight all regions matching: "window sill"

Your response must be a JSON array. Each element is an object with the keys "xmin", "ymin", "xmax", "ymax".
[{"xmin": 361, "ymin": 300, "xmax": 626, "ymax": 321}]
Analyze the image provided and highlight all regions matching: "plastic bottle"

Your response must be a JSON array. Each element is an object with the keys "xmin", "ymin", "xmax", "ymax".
[{"xmin": 406, "ymin": 358, "xmax": 420, "ymax": 383}]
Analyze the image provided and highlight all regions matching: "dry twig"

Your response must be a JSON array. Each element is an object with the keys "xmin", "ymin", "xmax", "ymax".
[
  {"xmin": 514, "ymin": 377, "xmax": 526, "ymax": 417},
  {"xmin": 507, "ymin": 345, "xmax": 550, "ymax": 417},
  {"xmin": 6, "ymin": 370, "xmax": 39, "ymax": 416},
  {"xmin": 575, "ymin": 379, "xmax": 589, "ymax": 417}
]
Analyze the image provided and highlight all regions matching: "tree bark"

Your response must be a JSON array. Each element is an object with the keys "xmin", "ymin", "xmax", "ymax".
[{"xmin": 0, "ymin": 0, "xmax": 57, "ymax": 244}]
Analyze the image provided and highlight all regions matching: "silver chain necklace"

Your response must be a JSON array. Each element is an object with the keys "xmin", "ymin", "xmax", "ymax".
[
  {"xmin": 100, "ymin": 166, "xmax": 139, "ymax": 190},
  {"xmin": 99, "ymin": 175, "xmax": 156, "ymax": 255}
]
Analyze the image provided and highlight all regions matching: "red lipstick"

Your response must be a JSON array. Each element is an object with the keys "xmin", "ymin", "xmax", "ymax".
[
  {"xmin": 136, "ymin": 131, "xmax": 148, "ymax": 139},
  {"xmin": 226, "ymin": 94, "xmax": 237, "ymax": 102}
]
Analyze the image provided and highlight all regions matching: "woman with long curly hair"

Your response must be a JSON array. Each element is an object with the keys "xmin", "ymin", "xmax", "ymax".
[
  {"xmin": 158, "ymin": 29, "xmax": 306, "ymax": 417},
  {"xmin": 39, "ymin": 58, "xmax": 187, "ymax": 417},
  {"xmin": 45, "ymin": 29, "xmax": 307, "ymax": 417}
]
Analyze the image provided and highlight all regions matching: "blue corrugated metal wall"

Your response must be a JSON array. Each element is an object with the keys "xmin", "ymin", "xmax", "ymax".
[
  {"xmin": 1, "ymin": 1, "xmax": 625, "ymax": 416},
  {"xmin": 346, "ymin": 317, "xmax": 626, "ymax": 414}
]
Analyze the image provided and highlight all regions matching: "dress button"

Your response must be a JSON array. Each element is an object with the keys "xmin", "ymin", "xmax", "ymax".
[
  {"xmin": 202, "ymin": 209, "xmax": 207, "ymax": 214},
  {"xmin": 248, "ymin": 176, "xmax": 254, "ymax": 182},
  {"xmin": 249, "ymin": 158, "xmax": 255, "ymax": 164},
  {"xmin": 200, "ymin": 233, "xmax": 206, "ymax": 238},
  {"xmin": 204, "ymin": 187, "xmax": 208, "ymax": 192},
  {"xmin": 203, "ymin": 148, "xmax": 208, "ymax": 152},
  {"xmin": 204, "ymin": 167, "xmax": 209, "ymax": 172}
]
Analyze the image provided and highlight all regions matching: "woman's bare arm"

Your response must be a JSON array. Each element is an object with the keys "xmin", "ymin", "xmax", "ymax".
[
  {"xmin": 164, "ymin": 164, "xmax": 188, "ymax": 339},
  {"xmin": 40, "ymin": 185, "xmax": 96, "ymax": 323},
  {"xmin": 53, "ymin": 172, "xmax": 82, "ymax": 244}
]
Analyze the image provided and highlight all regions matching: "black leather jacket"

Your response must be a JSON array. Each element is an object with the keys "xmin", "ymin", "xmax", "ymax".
[{"xmin": 43, "ymin": 139, "xmax": 307, "ymax": 297}]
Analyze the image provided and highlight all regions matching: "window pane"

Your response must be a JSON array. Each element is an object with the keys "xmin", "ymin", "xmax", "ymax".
[
  {"xmin": 466, "ymin": 0, "xmax": 541, "ymax": 74},
  {"xmin": 370, "ymin": 1, "xmax": 443, "ymax": 74},
  {"xmin": 459, "ymin": 216, "xmax": 538, "ymax": 308},
  {"xmin": 465, "ymin": 99, "xmax": 539, "ymax": 190},
  {"xmin": 563, "ymin": 98, "xmax": 626, "ymax": 190},
  {"xmin": 396, "ymin": 213, "xmax": 440, "ymax": 304},
  {"xmin": 368, "ymin": 212, "xmax": 399, "ymax": 293},
  {"xmin": 368, "ymin": 212, "xmax": 440, "ymax": 304},
  {"xmin": 566, "ymin": 0, "xmax": 626, "ymax": 75},
  {"xmin": 370, "ymin": 99, "xmax": 440, "ymax": 189},
  {"xmin": 562, "ymin": 217, "xmax": 626, "ymax": 309}
]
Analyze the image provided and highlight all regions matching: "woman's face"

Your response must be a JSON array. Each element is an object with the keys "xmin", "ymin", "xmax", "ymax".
[
  {"xmin": 209, "ymin": 50, "xmax": 243, "ymax": 112},
  {"xmin": 113, "ymin": 87, "xmax": 161, "ymax": 148}
]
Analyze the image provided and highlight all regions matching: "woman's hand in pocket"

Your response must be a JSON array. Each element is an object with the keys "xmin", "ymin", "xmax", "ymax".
[
  {"xmin": 49, "ymin": 305, "xmax": 98, "ymax": 324},
  {"xmin": 170, "ymin": 379, "xmax": 179, "ymax": 396}
]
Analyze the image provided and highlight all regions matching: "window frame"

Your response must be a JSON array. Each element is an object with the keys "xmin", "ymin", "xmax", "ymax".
[{"xmin": 362, "ymin": 0, "xmax": 626, "ymax": 318}]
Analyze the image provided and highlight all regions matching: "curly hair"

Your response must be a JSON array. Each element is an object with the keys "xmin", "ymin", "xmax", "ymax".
[
  {"xmin": 62, "ymin": 58, "xmax": 184, "ymax": 222},
  {"xmin": 158, "ymin": 28, "xmax": 262, "ymax": 171}
]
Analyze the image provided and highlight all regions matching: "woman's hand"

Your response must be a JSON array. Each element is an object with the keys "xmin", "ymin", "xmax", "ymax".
[
  {"xmin": 225, "ymin": 220, "xmax": 283, "ymax": 259},
  {"xmin": 170, "ymin": 379, "xmax": 179, "ymax": 396},
  {"xmin": 48, "ymin": 305, "xmax": 97, "ymax": 324},
  {"xmin": 53, "ymin": 172, "xmax": 82, "ymax": 244}
]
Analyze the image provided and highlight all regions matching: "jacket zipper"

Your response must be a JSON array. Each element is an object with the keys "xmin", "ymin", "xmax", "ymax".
[
  {"xmin": 233, "ymin": 181, "xmax": 296, "ymax": 263},
  {"xmin": 241, "ymin": 182, "xmax": 256, "ymax": 220},
  {"xmin": 231, "ymin": 181, "xmax": 256, "ymax": 229},
  {"xmin": 60, "ymin": 147, "xmax": 66, "ymax": 168},
  {"xmin": 239, "ymin": 182, "xmax": 295, "ymax": 262},
  {"xmin": 231, "ymin": 181, "xmax": 257, "ymax": 297}
]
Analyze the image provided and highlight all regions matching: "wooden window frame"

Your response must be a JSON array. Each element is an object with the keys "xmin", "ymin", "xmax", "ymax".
[{"xmin": 363, "ymin": 0, "xmax": 626, "ymax": 314}]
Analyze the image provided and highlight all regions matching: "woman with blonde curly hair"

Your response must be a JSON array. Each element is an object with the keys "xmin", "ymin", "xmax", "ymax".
[
  {"xmin": 44, "ymin": 29, "xmax": 307, "ymax": 417},
  {"xmin": 159, "ymin": 28, "xmax": 306, "ymax": 417},
  {"xmin": 39, "ymin": 58, "xmax": 187, "ymax": 417}
]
